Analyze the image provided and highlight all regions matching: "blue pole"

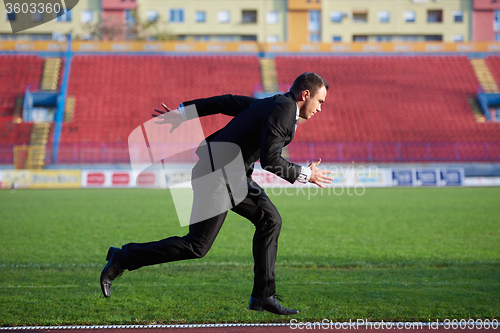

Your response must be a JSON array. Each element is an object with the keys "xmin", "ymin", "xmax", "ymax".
[{"xmin": 52, "ymin": 33, "xmax": 72, "ymax": 164}]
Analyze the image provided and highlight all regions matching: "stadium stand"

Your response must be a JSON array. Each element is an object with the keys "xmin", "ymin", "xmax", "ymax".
[
  {"xmin": 275, "ymin": 55, "xmax": 500, "ymax": 162},
  {"xmin": 0, "ymin": 55, "xmax": 44, "ymax": 119},
  {"xmin": 51, "ymin": 54, "xmax": 261, "ymax": 163},
  {"xmin": 2, "ymin": 53, "xmax": 500, "ymax": 165},
  {"xmin": 0, "ymin": 54, "xmax": 44, "ymax": 163}
]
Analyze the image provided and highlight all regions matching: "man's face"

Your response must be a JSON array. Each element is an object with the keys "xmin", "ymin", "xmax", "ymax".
[{"xmin": 299, "ymin": 85, "xmax": 327, "ymax": 120}]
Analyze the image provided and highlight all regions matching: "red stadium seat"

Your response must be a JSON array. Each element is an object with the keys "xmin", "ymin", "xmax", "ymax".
[
  {"xmin": 58, "ymin": 54, "xmax": 261, "ymax": 163},
  {"xmin": 276, "ymin": 55, "xmax": 500, "ymax": 162}
]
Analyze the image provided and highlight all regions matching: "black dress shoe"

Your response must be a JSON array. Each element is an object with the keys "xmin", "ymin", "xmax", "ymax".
[
  {"xmin": 100, "ymin": 247, "xmax": 125, "ymax": 298},
  {"xmin": 248, "ymin": 295, "xmax": 299, "ymax": 315}
]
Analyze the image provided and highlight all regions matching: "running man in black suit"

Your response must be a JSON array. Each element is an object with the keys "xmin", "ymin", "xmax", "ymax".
[{"xmin": 101, "ymin": 72, "xmax": 333, "ymax": 315}]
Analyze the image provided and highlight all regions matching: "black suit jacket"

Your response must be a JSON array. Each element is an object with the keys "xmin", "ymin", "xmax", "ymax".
[{"xmin": 183, "ymin": 92, "xmax": 302, "ymax": 184}]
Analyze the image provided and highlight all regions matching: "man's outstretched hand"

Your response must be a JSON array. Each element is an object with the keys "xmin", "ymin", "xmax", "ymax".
[
  {"xmin": 152, "ymin": 103, "xmax": 182, "ymax": 133},
  {"xmin": 309, "ymin": 158, "xmax": 334, "ymax": 188}
]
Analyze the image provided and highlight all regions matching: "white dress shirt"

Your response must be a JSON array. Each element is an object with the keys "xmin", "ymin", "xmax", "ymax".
[{"xmin": 295, "ymin": 104, "xmax": 312, "ymax": 184}]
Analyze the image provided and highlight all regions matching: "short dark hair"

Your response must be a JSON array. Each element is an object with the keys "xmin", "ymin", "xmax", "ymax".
[{"xmin": 290, "ymin": 72, "xmax": 329, "ymax": 97}]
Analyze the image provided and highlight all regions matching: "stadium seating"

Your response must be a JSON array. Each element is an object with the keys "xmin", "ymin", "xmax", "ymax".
[
  {"xmin": 276, "ymin": 55, "xmax": 500, "ymax": 162},
  {"xmin": 0, "ymin": 55, "xmax": 44, "ymax": 117},
  {"xmin": 52, "ymin": 54, "xmax": 261, "ymax": 163},
  {"xmin": 0, "ymin": 55, "xmax": 44, "ymax": 163},
  {"xmin": 2, "ymin": 53, "xmax": 500, "ymax": 164}
]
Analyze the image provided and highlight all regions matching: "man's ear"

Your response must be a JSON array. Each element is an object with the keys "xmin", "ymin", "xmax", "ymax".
[{"xmin": 301, "ymin": 90, "xmax": 310, "ymax": 101}]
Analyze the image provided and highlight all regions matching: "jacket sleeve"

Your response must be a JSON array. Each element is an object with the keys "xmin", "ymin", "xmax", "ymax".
[
  {"xmin": 259, "ymin": 103, "xmax": 302, "ymax": 184},
  {"xmin": 182, "ymin": 94, "xmax": 256, "ymax": 120}
]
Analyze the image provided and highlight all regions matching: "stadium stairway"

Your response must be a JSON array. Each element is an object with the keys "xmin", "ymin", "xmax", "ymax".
[
  {"xmin": 259, "ymin": 58, "xmax": 279, "ymax": 93},
  {"xmin": 470, "ymin": 59, "xmax": 499, "ymax": 94},
  {"xmin": 467, "ymin": 97, "xmax": 487, "ymax": 123},
  {"xmin": 26, "ymin": 123, "xmax": 50, "ymax": 169},
  {"xmin": 40, "ymin": 58, "xmax": 62, "ymax": 91},
  {"xmin": 470, "ymin": 58, "xmax": 500, "ymax": 123},
  {"xmin": 64, "ymin": 96, "xmax": 76, "ymax": 123}
]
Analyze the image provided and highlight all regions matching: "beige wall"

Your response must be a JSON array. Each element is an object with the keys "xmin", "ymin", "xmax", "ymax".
[
  {"xmin": 288, "ymin": 11, "xmax": 308, "ymax": 43},
  {"xmin": 138, "ymin": 0, "xmax": 287, "ymax": 42}
]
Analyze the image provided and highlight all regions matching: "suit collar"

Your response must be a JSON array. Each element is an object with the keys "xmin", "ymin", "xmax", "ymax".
[
  {"xmin": 284, "ymin": 91, "xmax": 296, "ymax": 103},
  {"xmin": 284, "ymin": 91, "xmax": 300, "ymax": 120}
]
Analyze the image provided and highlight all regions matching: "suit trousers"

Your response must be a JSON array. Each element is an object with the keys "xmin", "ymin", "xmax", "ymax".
[{"xmin": 121, "ymin": 177, "xmax": 282, "ymax": 299}]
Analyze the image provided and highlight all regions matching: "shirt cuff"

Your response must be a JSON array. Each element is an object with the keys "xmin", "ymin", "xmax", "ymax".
[
  {"xmin": 178, "ymin": 103, "xmax": 187, "ymax": 122},
  {"xmin": 297, "ymin": 166, "xmax": 312, "ymax": 184}
]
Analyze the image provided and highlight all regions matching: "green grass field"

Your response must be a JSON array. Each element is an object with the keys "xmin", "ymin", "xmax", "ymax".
[{"xmin": 0, "ymin": 187, "xmax": 498, "ymax": 326}]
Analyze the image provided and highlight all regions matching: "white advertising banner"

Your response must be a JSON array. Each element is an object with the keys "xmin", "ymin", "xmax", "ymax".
[
  {"xmin": 81, "ymin": 170, "xmax": 161, "ymax": 188},
  {"xmin": 76, "ymin": 166, "xmax": 467, "ymax": 189}
]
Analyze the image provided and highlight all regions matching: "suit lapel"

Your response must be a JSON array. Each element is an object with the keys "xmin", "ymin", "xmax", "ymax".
[{"xmin": 283, "ymin": 91, "xmax": 299, "ymax": 143}]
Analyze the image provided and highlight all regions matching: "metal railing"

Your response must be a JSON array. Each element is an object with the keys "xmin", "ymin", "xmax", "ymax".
[{"xmin": 1, "ymin": 142, "xmax": 500, "ymax": 166}]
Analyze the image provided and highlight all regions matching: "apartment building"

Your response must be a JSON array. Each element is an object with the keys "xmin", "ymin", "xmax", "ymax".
[{"xmin": 1, "ymin": 0, "xmax": 497, "ymax": 43}]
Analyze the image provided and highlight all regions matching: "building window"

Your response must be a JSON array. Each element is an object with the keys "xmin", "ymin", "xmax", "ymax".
[
  {"xmin": 267, "ymin": 35, "xmax": 279, "ymax": 43},
  {"xmin": 196, "ymin": 11, "xmax": 206, "ymax": 23},
  {"xmin": 352, "ymin": 10, "xmax": 368, "ymax": 23},
  {"xmin": 401, "ymin": 35, "xmax": 418, "ymax": 42},
  {"xmin": 404, "ymin": 11, "xmax": 415, "ymax": 23},
  {"xmin": 376, "ymin": 35, "xmax": 392, "ymax": 42},
  {"xmin": 194, "ymin": 35, "xmax": 210, "ymax": 41},
  {"xmin": 495, "ymin": 10, "xmax": 500, "ymax": 31},
  {"xmin": 146, "ymin": 10, "xmax": 158, "ymax": 22},
  {"xmin": 170, "ymin": 9, "xmax": 185, "ymax": 23},
  {"xmin": 425, "ymin": 35, "xmax": 443, "ymax": 41},
  {"xmin": 308, "ymin": 10, "xmax": 320, "ymax": 31},
  {"xmin": 216, "ymin": 35, "xmax": 235, "ymax": 41},
  {"xmin": 266, "ymin": 11, "xmax": 278, "ymax": 24},
  {"xmin": 378, "ymin": 11, "xmax": 390, "ymax": 23},
  {"xmin": 453, "ymin": 11, "xmax": 463, "ymax": 23},
  {"xmin": 7, "ymin": 11, "xmax": 16, "ymax": 21},
  {"xmin": 241, "ymin": 35, "xmax": 257, "ymax": 41},
  {"xmin": 81, "ymin": 10, "xmax": 93, "ymax": 23},
  {"xmin": 218, "ymin": 11, "xmax": 230, "ymax": 23},
  {"xmin": 32, "ymin": 11, "xmax": 43, "ymax": 22},
  {"xmin": 170, "ymin": 9, "xmax": 184, "ymax": 23},
  {"xmin": 309, "ymin": 33, "xmax": 320, "ymax": 43},
  {"xmin": 125, "ymin": 10, "xmax": 136, "ymax": 24},
  {"xmin": 242, "ymin": 10, "xmax": 257, "ymax": 23},
  {"xmin": 52, "ymin": 32, "xmax": 66, "ymax": 41},
  {"xmin": 332, "ymin": 35, "xmax": 342, "ymax": 42},
  {"xmin": 353, "ymin": 35, "xmax": 368, "ymax": 42},
  {"xmin": 495, "ymin": 33, "xmax": 500, "ymax": 41},
  {"xmin": 427, "ymin": 10, "xmax": 443, "ymax": 23},
  {"xmin": 56, "ymin": 10, "xmax": 72, "ymax": 22},
  {"xmin": 451, "ymin": 34, "xmax": 464, "ymax": 42},
  {"xmin": 330, "ymin": 11, "xmax": 342, "ymax": 23}
]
